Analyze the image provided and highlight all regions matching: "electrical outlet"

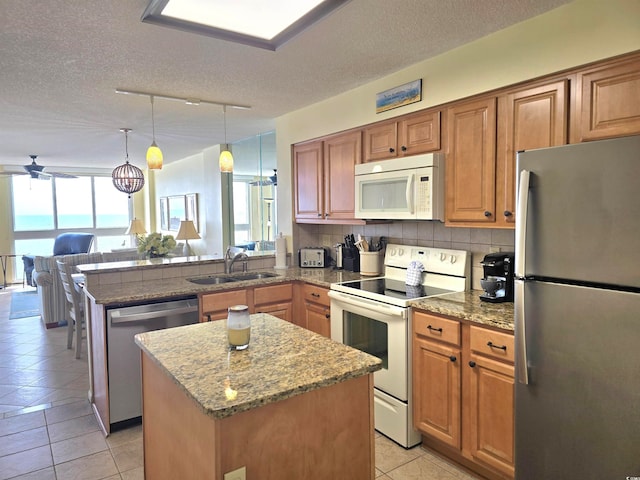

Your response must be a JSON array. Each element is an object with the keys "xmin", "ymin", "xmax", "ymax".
[
  {"xmin": 321, "ymin": 234, "xmax": 331, "ymax": 246},
  {"xmin": 224, "ymin": 466, "xmax": 246, "ymax": 480},
  {"xmin": 489, "ymin": 246, "xmax": 501, "ymax": 253}
]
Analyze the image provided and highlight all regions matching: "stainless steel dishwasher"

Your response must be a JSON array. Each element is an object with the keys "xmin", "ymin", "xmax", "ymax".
[{"xmin": 106, "ymin": 297, "xmax": 199, "ymax": 426}]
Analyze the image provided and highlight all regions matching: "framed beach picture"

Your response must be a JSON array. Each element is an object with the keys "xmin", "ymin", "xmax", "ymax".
[
  {"xmin": 376, "ymin": 79, "xmax": 422, "ymax": 113},
  {"xmin": 168, "ymin": 195, "xmax": 186, "ymax": 231},
  {"xmin": 186, "ymin": 193, "xmax": 199, "ymax": 232},
  {"xmin": 159, "ymin": 197, "xmax": 169, "ymax": 231}
]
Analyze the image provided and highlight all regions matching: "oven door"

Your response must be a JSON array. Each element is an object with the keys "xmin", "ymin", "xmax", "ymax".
[{"xmin": 328, "ymin": 290, "xmax": 408, "ymax": 401}]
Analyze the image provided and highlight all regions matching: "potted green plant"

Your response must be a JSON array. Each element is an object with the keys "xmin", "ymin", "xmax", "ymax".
[{"xmin": 137, "ymin": 232, "xmax": 176, "ymax": 258}]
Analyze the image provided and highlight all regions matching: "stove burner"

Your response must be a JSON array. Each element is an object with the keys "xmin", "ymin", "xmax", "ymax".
[{"xmin": 338, "ymin": 278, "xmax": 453, "ymax": 301}]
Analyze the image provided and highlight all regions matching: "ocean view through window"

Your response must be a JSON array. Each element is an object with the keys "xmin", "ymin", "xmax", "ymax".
[{"xmin": 10, "ymin": 175, "xmax": 131, "ymax": 281}]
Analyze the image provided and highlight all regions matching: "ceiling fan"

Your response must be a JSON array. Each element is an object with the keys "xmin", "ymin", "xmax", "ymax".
[
  {"xmin": 249, "ymin": 169, "xmax": 277, "ymax": 186},
  {"xmin": 0, "ymin": 155, "xmax": 77, "ymax": 179}
]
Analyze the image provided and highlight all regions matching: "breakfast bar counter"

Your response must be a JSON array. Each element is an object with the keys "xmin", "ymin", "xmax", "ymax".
[{"xmin": 134, "ymin": 313, "xmax": 381, "ymax": 479}]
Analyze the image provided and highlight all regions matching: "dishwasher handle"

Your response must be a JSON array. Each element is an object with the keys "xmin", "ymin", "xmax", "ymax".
[{"xmin": 109, "ymin": 301, "xmax": 198, "ymax": 325}]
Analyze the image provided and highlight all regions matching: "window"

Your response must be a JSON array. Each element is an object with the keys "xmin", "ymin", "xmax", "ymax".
[{"xmin": 11, "ymin": 175, "xmax": 131, "ymax": 263}]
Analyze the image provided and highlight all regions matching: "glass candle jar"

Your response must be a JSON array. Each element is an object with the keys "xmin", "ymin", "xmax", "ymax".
[{"xmin": 227, "ymin": 305, "xmax": 250, "ymax": 350}]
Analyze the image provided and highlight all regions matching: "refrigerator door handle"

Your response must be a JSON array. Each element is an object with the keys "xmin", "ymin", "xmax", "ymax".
[
  {"xmin": 515, "ymin": 279, "xmax": 529, "ymax": 385},
  {"xmin": 515, "ymin": 169, "xmax": 530, "ymax": 277}
]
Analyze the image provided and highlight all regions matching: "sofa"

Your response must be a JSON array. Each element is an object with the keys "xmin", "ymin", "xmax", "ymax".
[
  {"xmin": 22, "ymin": 233, "xmax": 95, "ymax": 287},
  {"xmin": 33, "ymin": 249, "xmax": 145, "ymax": 328}
]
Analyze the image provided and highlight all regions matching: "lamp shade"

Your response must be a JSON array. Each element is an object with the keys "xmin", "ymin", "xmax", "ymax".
[
  {"xmin": 146, "ymin": 142, "xmax": 163, "ymax": 170},
  {"xmin": 125, "ymin": 218, "xmax": 147, "ymax": 235},
  {"xmin": 219, "ymin": 150, "xmax": 233, "ymax": 173},
  {"xmin": 175, "ymin": 220, "xmax": 201, "ymax": 241}
]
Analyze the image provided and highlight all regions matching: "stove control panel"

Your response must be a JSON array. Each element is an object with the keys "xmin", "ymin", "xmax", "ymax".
[{"xmin": 384, "ymin": 244, "xmax": 469, "ymax": 278}]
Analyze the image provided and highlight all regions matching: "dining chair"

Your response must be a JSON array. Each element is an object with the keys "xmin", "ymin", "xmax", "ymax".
[{"xmin": 56, "ymin": 259, "xmax": 84, "ymax": 359}]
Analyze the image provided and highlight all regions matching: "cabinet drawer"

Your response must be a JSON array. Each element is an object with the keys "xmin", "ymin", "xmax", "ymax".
[
  {"xmin": 302, "ymin": 283, "xmax": 330, "ymax": 307},
  {"xmin": 470, "ymin": 326, "xmax": 514, "ymax": 363},
  {"xmin": 201, "ymin": 289, "xmax": 248, "ymax": 314},
  {"xmin": 254, "ymin": 283, "xmax": 292, "ymax": 306},
  {"xmin": 413, "ymin": 311, "xmax": 460, "ymax": 346}
]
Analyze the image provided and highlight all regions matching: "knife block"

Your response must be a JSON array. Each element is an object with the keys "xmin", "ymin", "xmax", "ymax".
[{"xmin": 343, "ymin": 256, "xmax": 360, "ymax": 273}]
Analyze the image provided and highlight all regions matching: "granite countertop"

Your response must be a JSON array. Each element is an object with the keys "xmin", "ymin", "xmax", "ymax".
[
  {"xmin": 134, "ymin": 313, "xmax": 382, "ymax": 419},
  {"xmin": 82, "ymin": 266, "xmax": 364, "ymax": 305},
  {"xmin": 410, "ymin": 290, "xmax": 514, "ymax": 331}
]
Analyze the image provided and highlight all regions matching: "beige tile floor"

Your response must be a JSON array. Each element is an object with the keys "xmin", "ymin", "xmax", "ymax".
[{"xmin": 0, "ymin": 285, "xmax": 481, "ymax": 480}]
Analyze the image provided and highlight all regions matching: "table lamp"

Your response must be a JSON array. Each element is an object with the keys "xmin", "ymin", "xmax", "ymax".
[
  {"xmin": 175, "ymin": 220, "xmax": 200, "ymax": 256},
  {"xmin": 125, "ymin": 218, "xmax": 147, "ymax": 245}
]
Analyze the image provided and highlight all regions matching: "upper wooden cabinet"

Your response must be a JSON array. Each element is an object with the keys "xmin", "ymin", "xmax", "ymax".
[
  {"xmin": 363, "ymin": 110, "xmax": 441, "ymax": 162},
  {"xmin": 446, "ymin": 97, "xmax": 497, "ymax": 224},
  {"xmin": 496, "ymin": 79, "xmax": 569, "ymax": 225},
  {"xmin": 293, "ymin": 131, "xmax": 362, "ymax": 224},
  {"xmin": 293, "ymin": 140, "xmax": 324, "ymax": 221},
  {"xmin": 574, "ymin": 54, "xmax": 640, "ymax": 142}
]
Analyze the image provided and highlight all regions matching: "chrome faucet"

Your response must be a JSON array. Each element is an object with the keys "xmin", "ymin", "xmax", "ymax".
[{"xmin": 224, "ymin": 246, "xmax": 249, "ymax": 274}]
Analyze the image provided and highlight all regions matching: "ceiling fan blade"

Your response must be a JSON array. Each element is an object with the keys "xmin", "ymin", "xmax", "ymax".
[{"xmin": 47, "ymin": 171, "xmax": 78, "ymax": 179}]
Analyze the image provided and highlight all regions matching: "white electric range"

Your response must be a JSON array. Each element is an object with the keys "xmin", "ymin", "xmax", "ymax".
[{"xmin": 329, "ymin": 244, "xmax": 470, "ymax": 448}]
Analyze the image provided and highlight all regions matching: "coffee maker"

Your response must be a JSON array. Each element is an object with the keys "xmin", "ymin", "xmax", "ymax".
[{"xmin": 479, "ymin": 252, "xmax": 515, "ymax": 303}]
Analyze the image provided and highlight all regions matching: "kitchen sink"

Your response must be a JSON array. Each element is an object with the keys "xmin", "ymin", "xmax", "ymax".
[
  {"xmin": 227, "ymin": 272, "xmax": 279, "ymax": 281},
  {"xmin": 187, "ymin": 272, "xmax": 279, "ymax": 285},
  {"xmin": 187, "ymin": 275, "xmax": 236, "ymax": 285}
]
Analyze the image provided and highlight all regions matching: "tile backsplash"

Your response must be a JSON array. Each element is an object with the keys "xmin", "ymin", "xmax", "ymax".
[{"xmin": 293, "ymin": 221, "xmax": 515, "ymax": 290}]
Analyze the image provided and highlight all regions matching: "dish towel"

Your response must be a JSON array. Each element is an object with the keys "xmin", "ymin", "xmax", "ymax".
[{"xmin": 406, "ymin": 261, "xmax": 424, "ymax": 286}]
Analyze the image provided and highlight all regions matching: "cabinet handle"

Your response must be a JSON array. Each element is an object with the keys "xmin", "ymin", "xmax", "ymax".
[
  {"xmin": 487, "ymin": 341, "xmax": 507, "ymax": 351},
  {"xmin": 317, "ymin": 213, "xmax": 322, "ymax": 217},
  {"xmin": 206, "ymin": 314, "xmax": 212, "ymax": 322},
  {"xmin": 469, "ymin": 361, "xmax": 476, "ymax": 368},
  {"xmin": 311, "ymin": 292, "xmax": 320, "ymax": 298},
  {"xmin": 427, "ymin": 325, "xmax": 443, "ymax": 333},
  {"xmin": 504, "ymin": 210, "xmax": 513, "ymax": 217},
  {"xmin": 389, "ymin": 147, "xmax": 395, "ymax": 153},
  {"xmin": 484, "ymin": 211, "xmax": 492, "ymax": 217},
  {"xmin": 449, "ymin": 355, "xmax": 457, "ymax": 362},
  {"xmin": 325, "ymin": 213, "xmax": 330, "ymax": 217},
  {"xmin": 325, "ymin": 313, "xmax": 330, "ymax": 319},
  {"xmin": 401, "ymin": 145, "xmax": 407, "ymax": 152}
]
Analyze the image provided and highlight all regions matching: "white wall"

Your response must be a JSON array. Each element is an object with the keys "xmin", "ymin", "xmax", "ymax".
[
  {"xmin": 153, "ymin": 145, "xmax": 225, "ymax": 256},
  {"xmin": 275, "ymin": 0, "xmax": 640, "ymax": 242}
]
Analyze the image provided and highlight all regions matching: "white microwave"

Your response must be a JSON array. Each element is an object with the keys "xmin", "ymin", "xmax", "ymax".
[{"xmin": 355, "ymin": 153, "xmax": 444, "ymax": 220}]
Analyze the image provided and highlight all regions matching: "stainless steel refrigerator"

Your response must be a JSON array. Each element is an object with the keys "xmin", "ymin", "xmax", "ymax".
[{"xmin": 515, "ymin": 135, "xmax": 640, "ymax": 480}]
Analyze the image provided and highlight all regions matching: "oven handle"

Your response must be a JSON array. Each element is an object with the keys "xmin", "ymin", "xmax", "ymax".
[{"xmin": 328, "ymin": 290, "xmax": 407, "ymax": 319}]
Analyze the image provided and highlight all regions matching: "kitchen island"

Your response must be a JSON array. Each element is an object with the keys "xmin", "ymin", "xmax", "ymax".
[{"xmin": 134, "ymin": 313, "xmax": 382, "ymax": 480}]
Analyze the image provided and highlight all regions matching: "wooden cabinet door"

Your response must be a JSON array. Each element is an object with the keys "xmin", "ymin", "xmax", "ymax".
[
  {"xmin": 323, "ymin": 131, "xmax": 361, "ymax": 220},
  {"xmin": 575, "ymin": 55, "xmax": 640, "ymax": 141},
  {"xmin": 413, "ymin": 337, "xmax": 461, "ymax": 449},
  {"xmin": 200, "ymin": 289, "xmax": 248, "ymax": 322},
  {"xmin": 256, "ymin": 302, "xmax": 293, "ymax": 322},
  {"xmin": 363, "ymin": 121, "xmax": 398, "ymax": 161},
  {"xmin": 293, "ymin": 141, "xmax": 324, "ymax": 221},
  {"xmin": 446, "ymin": 97, "xmax": 497, "ymax": 224},
  {"xmin": 305, "ymin": 301, "xmax": 331, "ymax": 338},
  {"xmin": 398, "ymin": 110, "xmax": 441, "ymax": 156},
  {"xmin": 468, "ymin": 354, "xmax": 515, "ymax": 478},
  {"xmin": 498, "ymin": 79, "xmax": 568, "ymax": 224}
]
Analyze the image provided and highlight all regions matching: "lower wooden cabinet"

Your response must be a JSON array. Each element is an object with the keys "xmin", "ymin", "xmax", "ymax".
[
  {"xmin": 299, "ymin": 283, "xmax": 331, "ymax": 338},
  {"xmin": 200, "ymin": 283, "xmax": 293, "ymax": 323},
  {"xmin": 413, "ymin": 310, "xmax": 515, "ymax": 480}
]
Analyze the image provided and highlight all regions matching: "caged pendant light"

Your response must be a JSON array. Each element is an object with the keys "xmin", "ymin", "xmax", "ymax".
[
  {"xmin": 146, "ymin": 95, "xmax": 163, "ymax": 169},
  {"xmin": 219, "ymin": 105, "xmax": 233, "ymax": 173},
  {"xmin": 112, "ymin": 128, "xmax": 145, "ymax": 198}
]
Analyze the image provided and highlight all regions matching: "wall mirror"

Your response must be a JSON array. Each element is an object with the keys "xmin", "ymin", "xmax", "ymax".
[{"xmin": 228, "ymin": 131, "xmax": 276, "ymax": 250}]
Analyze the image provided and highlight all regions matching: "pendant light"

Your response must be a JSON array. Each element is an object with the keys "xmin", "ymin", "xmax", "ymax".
[
  {"xmin": 146, "ymin": 95, "xmax": 163, "ymax": 169},
  {"xmin": 112, "ymin": 128, "xmax": 145, "ymax": 198},
  {"xmin": 219, "ymin": 105, "xmax": 233, "ymax": 173}
]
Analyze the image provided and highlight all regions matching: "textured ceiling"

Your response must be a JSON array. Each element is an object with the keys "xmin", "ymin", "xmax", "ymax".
[{"xmin": 0, "ymin": 0, "xmax": 570, "ymax": 172}]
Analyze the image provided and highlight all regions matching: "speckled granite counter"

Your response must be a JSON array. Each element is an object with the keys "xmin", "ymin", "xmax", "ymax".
[
  {"xmin": 410, "ymin": 290, "xmax": 514, "ymax": 331},
  {"xmin": 82, "ymin": 265, "xmax": 363, "ymax": 305},
  {"xmin": 134, "ymin": 313, "xmax": 382, "ymax": 419}
]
